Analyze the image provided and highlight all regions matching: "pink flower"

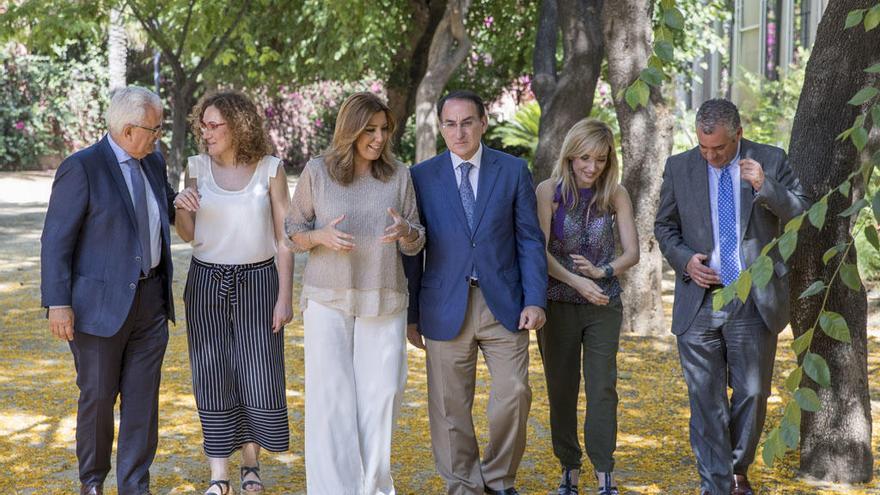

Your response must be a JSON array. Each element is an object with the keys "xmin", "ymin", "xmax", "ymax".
[
  {"xmin": 370, "ymin": 81, "xmax": 382, "ymax": 93},
  {"xmin": 14, "ymin": 121, "xmax": 25, "ymax": 130},
  {"xmin": 484, "ymin": 16, "xmax": 494, "ymax": 28},
  {"xmin": 315, "ymin": 118, "xmax": 323, "ymax": 128}
]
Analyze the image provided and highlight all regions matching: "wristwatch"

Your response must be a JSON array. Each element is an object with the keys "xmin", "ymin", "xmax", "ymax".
[{"xmin": 602, "ymin": 264, "xmax": 614, "ymax": 278}]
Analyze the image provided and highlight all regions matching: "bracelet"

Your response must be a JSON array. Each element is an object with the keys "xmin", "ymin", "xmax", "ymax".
[
  {"xmin": 405, "ymin": 221, "xmax": 413, "ymax": 239},
  {"xmin": 602, "ymin": 264, "xmax": 614, "ymax": 278}
]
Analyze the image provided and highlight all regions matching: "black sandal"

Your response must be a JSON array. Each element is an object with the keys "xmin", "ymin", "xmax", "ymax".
[
  {"xmin": 204, "ymin": 479, "xmax": 230, "ymax": 495},
  {"xmin": 241, "ymin": 464, "xmax": 264, "ymax": 492}
]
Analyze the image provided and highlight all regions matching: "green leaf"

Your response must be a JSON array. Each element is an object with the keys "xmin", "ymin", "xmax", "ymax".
[
  {"xmin": 762, "ymin": 428, "xmax": 781, "ymax": 467},
  {"xmin": 837, "ymin": 127, "xmax": 854, "ymax": 141},
  {"xmin": 780, "ymin": 414, "xmax": 801, "ymax": 449},
  {"xmin": 799, "ymin": 281, "xmax": 826, "ymax": 299},
  {"xmin": 839, "ymin": 197, "xmax": 867, "ymax": 217},
  {"xmin": 822, "ymin": 245, "xmax": 840, "ymax": 265},
  {"xmin": 853, "ymin": 127, "xmax": 869, "ymax": 151},
  {"xmin": 783, "ymin": 399, "xmax": 802, "ymax": 425},
  {"xmin": 712, "ymin": 287, "xmax": 725, "ymax": 311},
  {"xmin": 778, "ymin": 230, "xmax": 798, "ymax": 262},
  {"xmin": 736, "ymin": 270, "xmax": 752, "ymax": 303},
  {"xmin": 784, "ymin": 366, "xmax": 803, "ymax": 392},
  {"xmin": 712, "ymin": 284, "xmax": 737, "ymax": 311},
  {"xmin": 871, "ymin": 104, "xmax": 880, "ymax": 128},
  {"xmin": 794, "ymin": 387, "xmax": 822, "ymax": 412},
  {"xmin": 808, "ymin": 200, "xmax": 828, "ymax": 229},
  {"xmin": 784, "ymin": 214, "xmax": 804, "ymax": 233},
  {"xmin": 873, "ymin": 193, "xmax": 880, "ymax": 224},
  {"xmin": 848, "ymin": 87, "xmax": 879, "ymax": 106},
  {"xmin": 845, "ymin": 9, "xmax": 866, "ymax": 29},
  {"xmin": 865, "ymin": 5, "xmax": 880, "ymax": 31},
  {"xmin": 634, "ymin": 79, "xmax": 650, "ymax": 107},
  {"xmin": 654, "ymin": 40, "xmax": 674, "ymax": 63},
  {"xmin": 791, "ymin": 328, "xmax": 814, "ymax": 355},
  {"xmin": 624, "ymin": 85, "xmax": 640, "ymax": 111},
  {"xmin": 819, "ymin": 311, "xmax": 852, "ymax": 343},
  {"xmin": 751, "ymin": 255, "xmax": 774, "ymax": 288},
  {"xmin": 803, "ymin": 352, "xmax": 831, "ymax": 387},
  {"xmin": 865, "ymin": 224, "xmax": 880, "ymax": 251},
  {"xmin": 660, "ymin": 0, "xmax": 675, "ymax": 8},
  {"xmin": 840, "ymin": 262, "xmax": 862, "ymax": 291},
  {"xmin": 839, "ymin": 180, "xmax": 851, "ymax": 197},
  {"xmin": 639, "ymin": 66, "xmax": 664, "ymax": 87},
  {"xmin": 663, "ymin": 7, "xmax": 685, "ymax": 30},
  {"xmin": 866, "ymin": 63, "xmax": 880, "ymax": 73}
]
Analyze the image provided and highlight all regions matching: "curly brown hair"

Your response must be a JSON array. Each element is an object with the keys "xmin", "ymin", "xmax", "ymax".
[
  {"xmin": 324, "ymin": 92, "xmax": 397, "ymax": 185},
  {"xmin": 189, "ymin": 91, "xmax": 272, "ymax": 166}
]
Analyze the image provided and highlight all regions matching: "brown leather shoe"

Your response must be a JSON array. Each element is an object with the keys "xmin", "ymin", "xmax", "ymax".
[
  {"xmin": 731, "ymin": 474, "xmax": 754, "ymax": 495},
  {"xmin": 79, "ymin": 483, "xmax": 103, "ymax": 495}
]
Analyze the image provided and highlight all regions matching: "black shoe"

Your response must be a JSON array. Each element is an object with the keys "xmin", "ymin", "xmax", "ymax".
[
  {"xmin": 79, "ymin": 484, "xmax": 103, "ymax": 495},
  {"xmin": 484, "ymin": 488, "xmax": 519, "ymax": 495},
  {"xmin": 597, "ymin": 472, "xmax": 619, "ymax": 495},
  {"xmin": 557, "ymin": 467, "xmax": 579, "ymax": 495}
]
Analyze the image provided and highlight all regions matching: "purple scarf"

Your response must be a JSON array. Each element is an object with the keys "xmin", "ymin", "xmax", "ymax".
[{"xmin": 552, "ymin": 183, "xmax": 594, "ymax": 241}]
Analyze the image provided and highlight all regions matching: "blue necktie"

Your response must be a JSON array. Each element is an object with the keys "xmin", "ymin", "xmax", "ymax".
[
  {"xmin": 459, "ymin": 162, "xmax": 475, "ymax": 231},
  {"xmin": 126, "ymin": 159, "xmax": 152, "ymax": 275},
  {"xmin": 718, "ymin": 166, "xmax": 739, "ymax": 286}
]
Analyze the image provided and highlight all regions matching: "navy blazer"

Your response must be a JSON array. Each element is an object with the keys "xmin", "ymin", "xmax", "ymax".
[
  {"xmin": 40, "ymin": 136, "xmax": 176, "ymax": 337},
  {"xmin": 403, "ymin": 146, "xmax": 547, "ymax": 340}
]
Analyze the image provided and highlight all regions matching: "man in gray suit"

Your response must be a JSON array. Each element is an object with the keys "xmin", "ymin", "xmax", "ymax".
[{"xmin": 654, "ymin": 99, "xmax": 809, "ymax": 495}]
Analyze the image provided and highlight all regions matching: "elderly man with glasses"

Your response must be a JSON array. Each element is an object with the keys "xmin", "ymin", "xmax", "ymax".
[{"xmin": 41, "ymin": 86, "xmax": 177, "ymax": 495}]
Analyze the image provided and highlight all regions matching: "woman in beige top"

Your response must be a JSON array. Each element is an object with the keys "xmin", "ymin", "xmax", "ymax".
[
  {"xmin": 285, "ymin": 92, "xmax": 424, "ymax": 495},
  {"xmin": 174, "ymin": 91, "xmax": 293, "ymax": 495}
]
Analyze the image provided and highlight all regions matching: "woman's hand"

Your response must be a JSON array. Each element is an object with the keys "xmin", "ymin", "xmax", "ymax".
[
  {"xmin": 272, "ymin": 298, "xmax": 293, "ymax": 333},
  {"xmin": 572, "ymin": 276, "xmax": 610, "ymax": 305},
  {"xmin": 570, "ymin": 254, "xmax": 602, "ymax": 278},
  {"xmin": 381, "ymin": 207, "xmax": 414, "ymax": 243},
  {"xmin": 314, "ymin": 214, "xmax": 355, "ymax": 252},
  {"xmin": 174, "ymin": 185, "xmax": 200, "ymax": 211}
]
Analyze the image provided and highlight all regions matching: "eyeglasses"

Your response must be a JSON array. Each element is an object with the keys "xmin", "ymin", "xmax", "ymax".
[
  {"xmin": 439, "ymin": 119, "xmax": 477, "ymax": 131},
  {"xmin": 130, "ymin": 124, "xmax": 163, "ymax": 137},
  {"xmin": 199, "ymin": 121, "xmax": 228, "ymax": 133}
]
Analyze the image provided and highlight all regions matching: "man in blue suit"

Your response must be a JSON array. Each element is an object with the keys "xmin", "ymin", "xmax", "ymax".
[
  {"xmin": 41, "ymin": 86, "xmax": 176, "ymax": 495},
  {"xmin": 404, "ymin": 90, "xmax": 547, "ymax": 495}
]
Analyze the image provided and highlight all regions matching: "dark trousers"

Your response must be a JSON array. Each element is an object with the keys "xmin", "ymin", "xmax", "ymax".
[
  {"xmin": 676, "ymin": 293, "xmax": 777, "ymax": 495},
  {"xmin": 69, "ymin": 275, "xmax": 168, "ymax": 495},
  {"xmin": 538, "ymin": 298, "xmax": 623, "ymax": 472}
]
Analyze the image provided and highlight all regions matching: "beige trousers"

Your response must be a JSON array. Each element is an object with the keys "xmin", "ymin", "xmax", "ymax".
[{"xmin": 425, "ymin": 287, "xmax": 531, "ymax": 495}]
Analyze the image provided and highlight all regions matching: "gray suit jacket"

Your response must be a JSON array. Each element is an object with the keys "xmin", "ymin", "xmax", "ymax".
[{"xmin": 654, "ymin": 138, "xmax": 810, "ymax": 335}]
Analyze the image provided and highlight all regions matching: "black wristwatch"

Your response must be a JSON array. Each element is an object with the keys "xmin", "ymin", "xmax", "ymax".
[{"xmin": 602, "ymin": 264, "xmax": 614, "ymax": 278}]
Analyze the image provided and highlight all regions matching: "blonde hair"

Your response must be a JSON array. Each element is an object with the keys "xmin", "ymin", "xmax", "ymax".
[
  {"xmin": 551, "ymin": 118, "xmax": 619, "ymax": 214},
  {"xmin": 189, "ymin": 91, "xmax": 271, "ymax": 166},
  {"xmin": 324, "ymin": 92, "xmax": 397, "ymax": 185}
]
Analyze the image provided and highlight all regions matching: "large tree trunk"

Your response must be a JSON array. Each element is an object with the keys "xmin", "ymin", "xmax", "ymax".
[
  {"xmin": 532, "ymin": 0, "xmax": 604, "ymax": 182},
  {"xmin": 167, "ymin": 81, "xmax": 197, "ymax": 189},
  {"xmin": 108, "ymin": 5, "xmax": 127, "ymax": 91},
  {"xmin": 787, "ymin": 0, "xmax": 878, "ymax": 482},
  {"xmin": 386, "ymin": 0, "xmax": 447, "ymax": 151},
  {"xmin": 601, "ymin": 1, "xmax": 673, "ymax": 335},
  {"xmin": 414, "ymin": 0, "xmax": 473, "ymax": 162}
]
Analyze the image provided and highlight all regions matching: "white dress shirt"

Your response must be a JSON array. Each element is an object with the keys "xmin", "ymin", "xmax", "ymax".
[
  {"xmin": 707, "ymin": 143, "xmax": 743, "ymax": 275},
  {"xmin": 450, "ymin": 143, "xmax": 483, "ymax": 198}
]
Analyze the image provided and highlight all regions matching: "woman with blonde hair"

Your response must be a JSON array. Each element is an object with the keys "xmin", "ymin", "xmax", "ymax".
[
  {"xmin": 174, "ymin": 91, "xmax": 293, "ymax": 495},
  {"xmin": 535, "ymin": 118, "xmax": 639, "ymax": 495},
  {"xmin": 285, "ymin": 91, "xmax": 424, "ymax": 494}
]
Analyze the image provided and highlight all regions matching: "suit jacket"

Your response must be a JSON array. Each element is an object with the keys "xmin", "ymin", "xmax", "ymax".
[
  {"xmin": 41, "ymin": 136, "xmax": 176, "ymax": 337},
  {"xmin": 654, "ymin": 138, "xmax": 810, "ymax": 335},
  {"xmin": 403, "ymin": 146, "xmax": 547, "ymax": 341}
]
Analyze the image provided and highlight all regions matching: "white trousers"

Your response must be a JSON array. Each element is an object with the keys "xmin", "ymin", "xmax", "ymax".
[{"xmin": 303, "ymin": 299, "xmax": 408, "ymax": 495}]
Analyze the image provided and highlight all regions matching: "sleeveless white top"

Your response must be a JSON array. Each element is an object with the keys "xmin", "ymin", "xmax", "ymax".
[{"xmin": 187, "ymin": 154, "xmax": 282, "ymax": 265}]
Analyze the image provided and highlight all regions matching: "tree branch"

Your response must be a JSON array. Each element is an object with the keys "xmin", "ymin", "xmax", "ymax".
[
  {"xmin": 532, "ymin": 0, "xmax": 559, "ymax": 107},
  {"xmin": 189, "ymin": 0, "xmax": 252, "ymax": 80},
  {"xmin": 175, "ymin": 0, "xmax": 197, "ymax": 60}
]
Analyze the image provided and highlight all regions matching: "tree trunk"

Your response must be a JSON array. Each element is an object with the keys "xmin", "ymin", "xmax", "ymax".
[
  {"xmin": 108, "ymin": 5, "xmax": 127, "ymax": 91},
  {"xmin": 602, "ymin": 1, "xmax": 673, "ymax": 335},
  {"xmin": 167, "ymin": 81, "xmax": 196, "ymax": 189},
  {"xmin": 532, "ymin": 0, "xmax": 604, "ymax": 182},
  {"xmin": 414, "ymin": 0, "xmax": 473, "ymax": 162},
  {"xmin": 787, "ymin": 0, "xmax": 878, "ymax": 482},
  {"xmin": 386, "ymin": 0, "xmax": 447, "ymax": 151}
]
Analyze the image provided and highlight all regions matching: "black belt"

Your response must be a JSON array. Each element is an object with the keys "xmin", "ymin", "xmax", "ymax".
[
  {"xmin": 139, "ymin": 267, "xmax": 160, "ymax": 280},
  {"xmin": 466, "ymin": 276, "xmax": 480, "ymax": 288},
  {"xmin": 707, "ymin": 284, "xmax": 724, "ymax": 292}
]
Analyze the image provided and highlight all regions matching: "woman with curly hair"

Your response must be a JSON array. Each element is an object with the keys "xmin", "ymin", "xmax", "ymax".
[
  {"xmin": 174, "ymin": 91, "xmax": 293, "ymax": 495},
  {"xmin": 285, "ymin": 92, "xmax": 424, "ymax": 494}
]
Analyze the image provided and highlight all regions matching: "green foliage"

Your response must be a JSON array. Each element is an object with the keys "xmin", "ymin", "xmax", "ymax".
[{"xmin": 488, "ymin": 100, "xmax": 540, "ymax": 166}]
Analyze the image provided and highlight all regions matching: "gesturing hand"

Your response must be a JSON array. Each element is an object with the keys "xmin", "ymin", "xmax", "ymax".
[
  {"xmin": 686, "ymin": 253, "xmax": 721, "ymax": 289},
  {"xmin": 740, "ymin": 158, "xmax": 765, "ymax": 192},
  {"xmin": 570, "ymin": 254, "xmax": 602, "ymax": 279},
  {"xmin": 381, "ymin": 207, "xmax": 413, "ymax": 243},
  {"xmin": 316, "ymin": 214, "xmax": 355, "ymax": 252},
  {"xmin": 174, "ymin": 185, "xmax": 200, "ymax": 211}
]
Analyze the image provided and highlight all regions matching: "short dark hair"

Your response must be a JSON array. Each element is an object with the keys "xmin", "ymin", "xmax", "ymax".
[
  {"xmin": 695, "ymin": 98, "xmax": 741, "ymax": 137},
  {"xmin": 437, "ymin": 90, "xmax": 486, "ymax": 120}
]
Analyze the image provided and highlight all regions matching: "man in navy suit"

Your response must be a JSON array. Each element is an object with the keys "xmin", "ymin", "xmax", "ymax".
[
  {"xmin": 404, "ymin": 90, "xmax": 547, "ymax": 495},
  {"xmin": 41, "ymin": 86, "xmax": 176, "ymax": 495}
]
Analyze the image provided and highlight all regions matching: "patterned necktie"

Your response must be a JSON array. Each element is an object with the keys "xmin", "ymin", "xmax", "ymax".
[
  {"xmin": 458, "ymin": 162, "xmax": 475, "ymax": 231},
  {"xmin": 718, "ymin": 166, "xmax": 739, "ymax": 286},
  {"xmin": 126, "ymin": 159, "xmax": 152, "ymax": 275}
]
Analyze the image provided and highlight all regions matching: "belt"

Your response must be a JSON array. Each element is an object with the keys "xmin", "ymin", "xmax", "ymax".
[
  {"xmin": 466, "ymin": 276, "xmax": 480, "ymax": 288},
  {"xmin": 139, "ymin": 267, "xmax": 159, "ymax": 280},
  {"xmin": 707, "ymin": 284, "xmax": 724, "ymax": 292}
]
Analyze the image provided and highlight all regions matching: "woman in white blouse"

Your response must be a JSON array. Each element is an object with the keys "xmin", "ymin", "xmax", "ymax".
[
  {"xmin": 285, "ymin": 92, "xmax": 424, "ymax": 495},
  {"xmin": 174, "ymin": 91, "xmax": 292, "ymax": 495}
]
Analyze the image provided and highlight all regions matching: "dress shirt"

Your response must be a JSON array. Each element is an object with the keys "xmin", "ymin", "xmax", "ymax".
[
  {"xmin": 707, "ymin": 142, "xmax": 743, "ymax": 275},
  {"xmin": 450, "ymin": 143, "xmax": 483, "ymax": 198}
]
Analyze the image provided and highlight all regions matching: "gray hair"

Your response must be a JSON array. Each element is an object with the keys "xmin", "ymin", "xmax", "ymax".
[
  {"xmin": 106, "ymin": 86, "xmax": 162, "ymax": 135},
  {"xmin": 695, "ymin": 98, "xmax": 741, "ymax": 137}
]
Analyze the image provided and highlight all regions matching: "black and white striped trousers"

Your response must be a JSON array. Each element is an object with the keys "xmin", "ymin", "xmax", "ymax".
[{"xmin": 184, "ymin": 257, "xmax": 289, "ymax": 457}]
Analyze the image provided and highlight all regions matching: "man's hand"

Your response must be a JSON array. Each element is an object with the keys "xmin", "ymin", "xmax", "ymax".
[
  {"xmin": 686, "ymin": 253, "xmax": 721, "ymax": 289},
  {"xmin": 518, "ymin": 305, "xmax": 546, "ymax": 330},
  {"xmin": 740, "ymin": 158, "xmax": 765, "ymax": 192},
  {"xmin": 406, "ymin": 323, "xmax": 425, "ymax": 350},
  {"xmin": 48, "ymin": 307, "xmax": 75, "ymax": 341}
]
